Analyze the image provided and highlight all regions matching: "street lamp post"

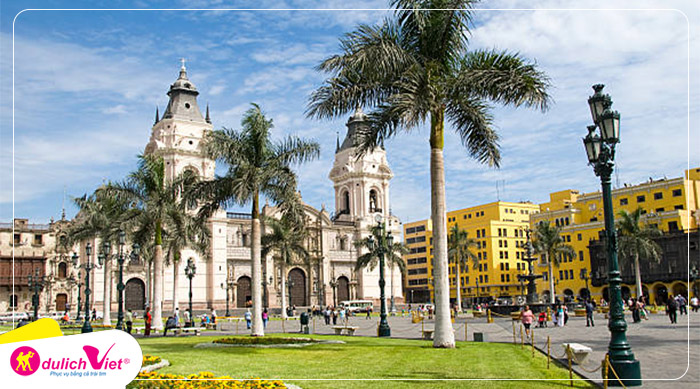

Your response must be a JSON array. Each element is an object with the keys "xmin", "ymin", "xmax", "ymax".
[
  {"xmin": 72, "ymin": 243, "xmax": 103, "ymax": 333},
  {"xmin": 329, "ymin": 278, "xmax": 338, "ymax": 307},
  {"xmin": 185, "ymin": 258, "xmax": 196, "ymax": 327},
  {"xmin": 261, "ymin": 276, "xmax": 272, "ymax": 310},
  {"xmin": 580, "ymin": 268, "xmax": 591, "ymax": 301},
  {"xmin": 109, "ymin": 231, "xmax": 140, "ymax": 331},
  {"xmin": 221, "ymin": 279, "xmax": 234, "ymax": 317},
  {"xmin": 287, "ymin": 276, "xmax": 295, "ymax": 310},
  {"xmin": 27, "ymin": 268, "xmax": 46, "ymax": 321},
  {"xmin": 367, "ymin": 214, "xmax": 392, "ymax": 337},
  {"xmin": 583, "ymin": 84, "xmax": 641, "ymax": 386}
]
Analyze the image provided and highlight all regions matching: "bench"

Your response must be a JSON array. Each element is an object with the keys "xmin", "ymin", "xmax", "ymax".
[
  {"xmin": 421, "ymin": 329, "xmax": 434, "ymax": 340},
  {"xmin": 174, "ymin": 327, "xmax": 201, "ymax": 336},
  {"xmin": 562, "ymin": 343, "xmax": 593, "ymax": 365},
  {"xmin": 332, "ymin": 326, "xmax": 359, "ymax": 336},
  {"xmin": 133, "ymin": 327, "xmax": 160, "ymax": 335}
]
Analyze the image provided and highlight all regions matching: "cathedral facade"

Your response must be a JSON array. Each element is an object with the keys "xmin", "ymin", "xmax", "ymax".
[{"xmin": 1, "ymin": 64, "xmax": 403, "ymax": 318}]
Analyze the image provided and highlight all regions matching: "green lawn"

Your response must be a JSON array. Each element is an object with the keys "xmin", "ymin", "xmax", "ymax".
[{"xmin": 136, "ymin": 333, "xmax": 594, "ymax": 388}]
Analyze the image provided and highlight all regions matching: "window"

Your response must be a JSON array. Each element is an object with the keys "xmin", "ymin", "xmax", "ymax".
[
  {"xmin": 407, "ymin": 238, "xmax": 416, "ymax": 244},
  {"xmin": 500, "ymin": 263, "xmax": 504, "ymax": 271},
  {"xmin": 501, "ymin": 274, "xmax": 505, "ymax": 282},
  {"xmin": 58, "ymin": 263, "xmax": 67, "ymax": 278},
  {"xmin": 654, "ymin": 192, "xmax": 663, "ymax": 200},
  {"xmin": 674, "ymin": 204, "xmax": 684, "ymax": 210},
  {"xmin": 415, "ymin": 236, "xmax": 426, "ymax": 243},
  {"xmin": 668, "ymin": 221, "xmax": 679, "ymax": 232},
  {"xmin": 484, "ymin": 264, "xmax": 488, "ymax": 271},
  {"xmin": 504, "ymin": 240, "xmax": 508, "ymax": 248},
  {"xmin": 559, "ymin": 270, "xmax": 564, "ymax": 280},
  {"xmin": 569, "ymin": 269, "xmax": 574, "ymax": 279},
  {"xmin": 33, "ymin": 234, "xmax": 43, "ymax": 245},
  {"xmin": 565, "ymin": 218, "xmax": 570, "ymax": 225},
  {"xmin": 579, "ymin": 251, "xmax": 584, "ymax": 262},
  {"xmin": 406, "ymin": 227, "xmax": 416, "ymax": 234},
  {"xmin": 499, "ymin": 251, "xmax": 504, "ymax": 259},
  {"xmin": 577, "ymin": 233, "xmax": 582, "ymax": 241},
  {"xmin": 672, "ymin": 189, "xmax": 682, "ymax": 197},
  {"xmin": 14, "ymin": 234, "xmax": 20, "ymax": 245},
  {"xmin": 637, "ymin": 195, "xmax": 645, "ymax": 203},
  {"xmin": 655, "ymin": 208, "xmax": 664, "ymax": 213},
  {"xmin": 619, "ymin": 198, "xmax": 628, "ymax": 205},
  {"xmin": 482, "ymin": 252, "xmax": 487, "ymax": 260},
  {"xmin": 479, "ymin": 264, "xmax": 483, "ymax": 271},
  {"xmin": 506, "ymin": 274, "xmax": 510, "ymax": 282},
  {"xmin": 416, "ymin": 226, "xmax": 425, "ymax": 232},
  {"xmin": 484, "ymin": 275, "xmax": 488, "ymax": 283},
  {"xmin": 10, "ymin": 295, "xmax": 18, "ymax": 308},
  {"xmin": 481, "ymin": 229, "xmax": 486, "ymax": 237},
  {"xmin": 477, "ymin": 230, "xmax": 481, "ymax": 238},
  {"xmin": 479, "ymin": 275, "xmax": 483, "ymax": 283},
  {"xmin": 516, "ymin": 252, "xmax": 520, "ymax": 259}
]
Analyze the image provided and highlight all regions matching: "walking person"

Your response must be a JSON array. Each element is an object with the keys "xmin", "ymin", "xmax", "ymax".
[
  {"xmin": 125, "ymin": 309, "xmax": 134, "ymax": 334},
  {"xmin": 324, "ymin": 306, "xmax": 331, "ymax": 325},
  {"xmin": 244, "ymin": 309, "xmax": 252, "ymax": 329},
  {"xmin": 690, "ymin": 296, "xmax": 699, "ymax": 313},
  {"xmin": 144, "ymin": 307, "xmax": 152, "ymax": 337},
  {"xmin": 631, "ymin": 298, "xmax": 640, "ymax": 323},
  {"xmin": 183, "ymin": 308, "xmax": 190, "ymax": 327},
  {"xmin": 520, "ymin": 305, "xmax": 534, "ymax": 337},
  {"xmin": 262, "ymin": 309, "xmax": 269, "ymax": 329},
  {"xmin": 211, "ymin": 308, "xmax": 217, "ymax": 324},
  {"xmin": 331, "ymin": 308, "xmax": 338, "ymax": 325},
  {"xmin": 585, "ymin": 300, "xmax": 595, "ymax": 327},
  {"xmin": 637, "ymin": 297, "xmax": 648, "ymax": 321},
  {"xmin": 174, "ymin": 307, "xmax": 180, "ymax": 327},
  {"xmin": 91, "ymin": 308, "xmax": 97, "ymax": 322},
  {"xmin": 677, "ymin": 295, "xmax": 687, "ymax": 315},
  {"xmin": 666, "ymin": 296, "xmax": 678, "ymax": 324},
  {"xmin": 366, "ymin": 306, "xmax": 372, "ymax": 320}
]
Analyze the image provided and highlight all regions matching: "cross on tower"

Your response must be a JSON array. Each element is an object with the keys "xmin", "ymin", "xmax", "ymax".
[{"xmin": 180, "ymin": 57, "xmax": 186, "ymax": 70}]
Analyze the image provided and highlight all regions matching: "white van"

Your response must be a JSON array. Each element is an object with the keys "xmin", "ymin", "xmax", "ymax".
[{"xmin": 339, "ymin": 300, "xmax": 373, "ymax": 314}]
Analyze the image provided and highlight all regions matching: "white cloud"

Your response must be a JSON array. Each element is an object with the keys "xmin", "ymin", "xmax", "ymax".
[
  {"xmin": 102, "ymin": 104, "xmax": 128, "ymax": 114},
  {"xmin": 209, "ymin": 84, "xmax": 226, "ymax": 95}
]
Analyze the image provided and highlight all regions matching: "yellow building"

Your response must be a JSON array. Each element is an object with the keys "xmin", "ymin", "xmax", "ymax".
[
  {"xmin": 531, "ymin": 167, "xmax": 700, "ymax": 304},
  {"xmin": 403, "ymin": 201, "xmax": 540, "ymax": 305}
]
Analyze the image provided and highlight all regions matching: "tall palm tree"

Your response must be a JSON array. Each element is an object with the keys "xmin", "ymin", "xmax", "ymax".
[
  {"xmin": 532, "ymin": 221, "xmax": 576, "ymax": 304},
  {"xmin": 354, "ymin": 225, "xmax": 408, "ymax": 310},
  {"xmin": 307, "ymin": 0, "xmax": 551, "ymax": 347},
  {"xmin": 191, "ymin": 103, "xmax": 320, "ymax": 336},
  {"xmin": 162, "ymin": 205, "xmax": 212, "ymax": 313},
  {"xmin": 617, "ymin": 208, "xmax": 662, "ymax": 299},
  {"xmin": 448, "ymin": 225, "xmax": 478, "ymax": 312},
  {"xmin": 262, "ymin": 214, "xmax": 310, "ymax": 319},
  {"xmin": 68, "ymin": 190, "xmax": 132, "ymax": 326},
  {"xmin": 103, "ymin": 155, "xmax": 197, "ymax": 330}
]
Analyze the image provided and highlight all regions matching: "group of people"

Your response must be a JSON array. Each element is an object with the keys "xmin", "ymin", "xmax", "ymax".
[
  {"xmin": 243, "ymin": 308, "xmax": 270, "ymax": 329},
  {"xmin": 408, "ymin": 304, "xmax": 434, "ymax": 319},
  {"xmin": 665, "ymin": 294, "xmax": 689, "ymax": 324}
]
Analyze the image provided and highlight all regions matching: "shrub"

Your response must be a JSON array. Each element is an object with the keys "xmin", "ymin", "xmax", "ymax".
[
  {"xmin": 142, "ymin": 354, "xmax": 162, "ymax": 367},
  {"xmin": 128, "ymin": 371, "xmax": 285, "ymax": 388}
]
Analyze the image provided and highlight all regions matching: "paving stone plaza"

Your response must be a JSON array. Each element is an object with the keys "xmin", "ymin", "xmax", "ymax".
[{"xmin": 187, "ymin": 310, "xmax": 699, "ymax": 387}]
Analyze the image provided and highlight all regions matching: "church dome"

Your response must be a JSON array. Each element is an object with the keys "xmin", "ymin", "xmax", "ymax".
[
  {"xmin": 169, "ymin": 64, "xmax": 198, "ymax": 94},
  {"xmin": 347, "ymin": 106, "xmax": 367, "ymax": 123}
]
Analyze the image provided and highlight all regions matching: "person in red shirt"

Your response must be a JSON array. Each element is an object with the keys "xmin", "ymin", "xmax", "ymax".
[{"xmin": 144, "ymin": 306, "xmax": 152, "ymax": 337}]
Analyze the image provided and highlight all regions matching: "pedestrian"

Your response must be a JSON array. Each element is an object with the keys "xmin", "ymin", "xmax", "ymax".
[
  {"xmin": 91, "ymin": 308, "xmax": 97, "ymax": 321},
  {"xmin": 552, "ymin": 305, "xmax": 558, "ymax": 327},
  {"xmin": 690, "ymin": 296, "xmax": 699, "ymax": 313},
  {"xmin": 537, "ymin": 311, "xmax": 547, "ymax": 328},
  {"xmin": 262, "ymin": 308, "xmax": 269, "ymax": 328},
  {"xmin": 585, "ymin": 300, "xmax": 595, "ymax": 327},
  {"xmin": 677, "ymin": 295, "xmax": 687, "ymax": 315},
  {"xmin": 163, "ymin": 316, "xmax": 176, "ymax": 337},
  {"xmin": 183, "ymin": 309, "xmax": 191, "ymax": 327},
  {"xmin": 563, "ymin": 305, "xmax": 569, "ymax": 325},
  {"xmin": 244, "ymin": 309, "xmax": 252, "ymax": 329},
  {"xmin": 125, "ymin": 309, "xmax": 134, "ymax": 334},
  {"xmin": 631, "ymin": 298, "xmax": 640, "ymax": 323},
  {"xmin": 144, "ymin": 307, "xmax": 152, "ymax": 337},
  {"xmin": 332, "ymin": 308, "xmax": 338, "ymax": 325},
  {"xmin": 211, "ymin": 308, "xmax": 217, "ymax": 324},
  {"xmin": 174, "ymin": 307, "xmax": 180, "ymax": 327},
  {"xmin": 366, "ymin": 306, "xmax": 372, "ymax": 320},
  {"xmin": 520, "ymin": 305, "xmax": 534, "ymax": 337},
  {"xmin": 666, "ymin": 296, "xmax": 678, "ymax": 324},
  {"xmin": 324, "ymin": 306, "xmax": 331, "ymax": 325},
  {"xmin": 637, "ymin": 297, "xmax": 648, "ymax": 321}
]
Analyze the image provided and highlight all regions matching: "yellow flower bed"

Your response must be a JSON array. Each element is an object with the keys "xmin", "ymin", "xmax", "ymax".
[
  {"xmin": 142, "ymin": 354, "xmax": 162, "ymax": 366},
  {"xmin": 129, "ymin": 371, "xmax": 286, "ymax": 388}
]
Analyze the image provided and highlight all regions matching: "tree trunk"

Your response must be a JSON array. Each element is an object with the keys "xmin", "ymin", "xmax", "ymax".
[
  {"xmin": 281, "ymin": 262, "xmax": 288, "ymax": 320},
  {"xmin": 251, "ymin": 194, "xmax": 264, "ymax": 336},
  {"xmin": 390, "ymin": 262, "xmax": 395, "ymax": 311},
  {"xmin": 429, "ymin": 109, "xmax": 455, "ymax": 348},
  {"xmin": 634, "ymin": 254, "xmax": 643, "ymax": 299},
  {"xmin": 102, "ymin": 254, "xmax": 111, "ymax": 326},
  {"xmin": 152, "ymin": 221, "xmax": 164, "ymax": 330},
  {"xmin": 456, "ymin": 261, "xmax": 462, "ymax": 313},
  {"xmin": 548, "ymin": 258, "xmax": 555, "ymax": 304}
]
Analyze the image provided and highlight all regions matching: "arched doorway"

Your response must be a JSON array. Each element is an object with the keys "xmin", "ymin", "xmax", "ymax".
[
  {"xmin": 337, "ymin": 276, "xmax": 350, "ymax": 303},
  {"xmin": 55, "ymin": 293, "xmax": 67, "ymax": 312},
  {"xmin": 289, "ymin": 268, "xmax": 306, "ymax": 307},
  {"xmin": 563, "ymin": 289, "xmax": 574, "ymax": 302},
  {"xmin": 237, "ymin": 276, "xmax": 251, "ymax": 308},
  {"xmin": 671, "ymin": 283, "xmax": 687, "ymax": 298},
  {"xmin": 125, "ymin": 278, "xmax": 146, "ymax": 311},
  {"xmin": 621, "ymin": 286, "xmax": 631, "ymax": 302},
  {"xmin": 654, "ymin": 285, "xmax": 668, "ymax": 305}
]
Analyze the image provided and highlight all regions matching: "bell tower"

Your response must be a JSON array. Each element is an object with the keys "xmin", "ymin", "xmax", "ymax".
[
  {"xmin": 328, "ymin": 107, "xmax": 394, "ymax": 227},
  {"xmin": 144, "ymin": 60, "xmax": 215, "ymax": 181}
]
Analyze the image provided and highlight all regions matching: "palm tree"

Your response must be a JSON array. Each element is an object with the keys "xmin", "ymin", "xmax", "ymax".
[
  {"xmin": 191, "ymin": 103, "xmax": 320, "ymax": 336},
  {"xmin": 617, "ymin": 208, "xmax": 662, "ymax": 299},
  {"xmin": 307, "ymin": 0, "xmax": 551, "ymax": 347},
  {"xmin": 354, "ymin": 225, "xmax": 408, "ymax": 310},
  {"xmin": 162, "ymin": 205, "xmax": 211, "ymax": 313},
  {"xmin": 102, "ymin": 155, "xmax": 197, "ymax": 330},
  {"xmin": 532, "ymin": 221, "xmax": 576, "ymax": 304},
  {"xmin": 448, "ymin": 225, "xmax": 478, "ymax": 312},
  {"xmin": 68, "ymin": 190, "xmax": 132, "ymax": 326},
  {"xmin": 262, "ymin": 214, "xmax": 310, "ymax": 319}
]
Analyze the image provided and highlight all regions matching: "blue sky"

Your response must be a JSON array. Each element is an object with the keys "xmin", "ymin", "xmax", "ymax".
[{"xmin": 1, "ymin": 0, "xmax": 698, "ymax": 226}]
